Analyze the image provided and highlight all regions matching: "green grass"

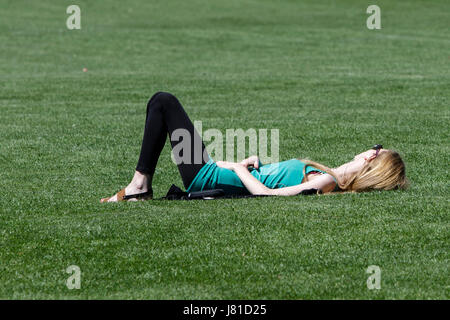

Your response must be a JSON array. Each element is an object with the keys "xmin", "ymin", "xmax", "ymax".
[{"xmin": 0, "ymin": 0, "xmax": 449, "ymax": 299}]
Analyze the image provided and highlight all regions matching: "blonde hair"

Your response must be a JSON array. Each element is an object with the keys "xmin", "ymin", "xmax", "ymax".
[{"xmin": 300, "ymin": 150, "xmax": 408, "ymax": 193}]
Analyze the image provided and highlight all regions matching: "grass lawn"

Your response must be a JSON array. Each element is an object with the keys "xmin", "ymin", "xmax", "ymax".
[{"xmin": 0, "ymin": 0, "xmax": 448, "ymax": 299}]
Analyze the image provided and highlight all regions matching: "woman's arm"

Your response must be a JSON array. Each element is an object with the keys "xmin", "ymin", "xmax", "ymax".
[
  {"xmin": 216, "ymin": 161, "xmax": 336, "ymax": 196},
  {"xmin": 232, "ymin": 164, "xmax": 270, "ymax": 195},
  {"xmin": 268, "ymin": 174, "xmax": 336, "ymax": 195},
  {"xmin": 216, "ymin": 161, "xmax": 268, "ymax": 194}
]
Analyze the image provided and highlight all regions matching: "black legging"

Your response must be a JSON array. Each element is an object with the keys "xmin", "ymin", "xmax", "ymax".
[{"xmin": 136, "ymin": 92, "xmax": 210, "ymax": 189}]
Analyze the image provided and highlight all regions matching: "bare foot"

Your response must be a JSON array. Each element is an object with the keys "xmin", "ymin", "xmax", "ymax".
[{"xmin": 100, "ymin": 171, "xmax": 153, "ymax": 202}]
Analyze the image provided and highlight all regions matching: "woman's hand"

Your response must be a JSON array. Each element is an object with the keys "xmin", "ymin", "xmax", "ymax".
[
  {"xmin": 240, "ymin": 155, "xmax": 260, "ymax": 169},
  {"xmin": 216, "ymin": 161, "xmax": 241, "ymax": 171},
  {"xmin": 216, "ymin": 156, "xmax": 260, "ymax": 171}
]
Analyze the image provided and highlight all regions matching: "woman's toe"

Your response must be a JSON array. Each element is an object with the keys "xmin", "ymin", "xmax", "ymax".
[
  {"xmin": 100, "ymin": 194, "xmax": 117, "ymax": 203},
  {"xmin": 107, "ymin": 194, "xmax": 118, "ymax": 202}
]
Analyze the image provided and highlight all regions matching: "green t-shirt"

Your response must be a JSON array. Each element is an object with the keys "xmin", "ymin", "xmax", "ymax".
[{"xmin": 186, "ymin": 159, "xmax": 325, "ymax": 195}]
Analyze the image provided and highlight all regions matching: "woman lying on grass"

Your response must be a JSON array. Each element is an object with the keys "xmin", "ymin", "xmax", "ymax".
[{"xmin": 101, "ymin": 92, "xmax": 407, "ymax": 202}]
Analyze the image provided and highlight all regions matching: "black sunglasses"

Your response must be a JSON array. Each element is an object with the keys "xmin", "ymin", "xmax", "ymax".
[{"xmin": 372, "ymin": 144, "xmax": 383, "ymax": 157}]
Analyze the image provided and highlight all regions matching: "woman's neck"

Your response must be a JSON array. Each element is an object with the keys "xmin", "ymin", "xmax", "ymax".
[{"xmin": 331, "ymin": 162, "xmax": 355, "ymax": 184}]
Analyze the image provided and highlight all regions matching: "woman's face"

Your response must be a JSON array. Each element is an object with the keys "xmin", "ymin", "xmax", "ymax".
[
  {"xmin": 344, "ymin": 148, "xmax": 387, "ymax": 174},
  {"xmin": 353, "ymin": 149, "xmax": 384, "ymax": 161}
]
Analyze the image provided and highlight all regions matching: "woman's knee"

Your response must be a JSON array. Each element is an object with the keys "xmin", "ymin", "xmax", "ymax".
[{"xmin": 146, "ymin": 92, "xmax": 178, "ymax": 111}]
